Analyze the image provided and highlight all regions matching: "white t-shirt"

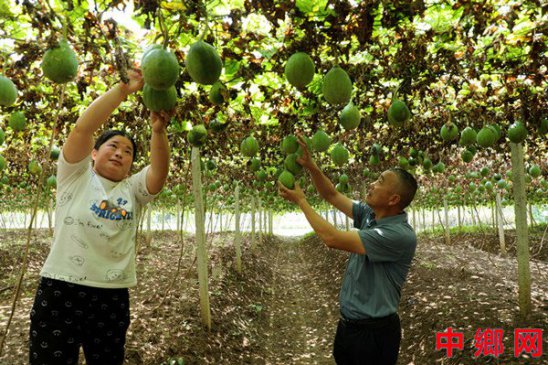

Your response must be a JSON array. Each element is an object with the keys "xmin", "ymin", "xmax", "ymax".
[{"xmin": 40, "ymin": 151, "xmax": 157, "ymax": 288}]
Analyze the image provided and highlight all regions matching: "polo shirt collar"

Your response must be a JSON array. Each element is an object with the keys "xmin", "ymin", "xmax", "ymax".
[{"xmin": 369, "ymin": 210, "xmax": 407, "ymax": 225}]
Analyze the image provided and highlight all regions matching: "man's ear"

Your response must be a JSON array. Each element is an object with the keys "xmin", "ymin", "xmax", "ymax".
[
  {"xmin": 389, "ymin": 193, "xmax": 401, "ymax": 207},
  {"xmin": 91, "ymin": 149, "xmax": 97, "ymax": 161}
]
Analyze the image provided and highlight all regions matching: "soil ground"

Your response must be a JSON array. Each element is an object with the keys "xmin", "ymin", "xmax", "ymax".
[{"xmin": 0, "ymin": 225, "xmax": 546, "ymax": 364}]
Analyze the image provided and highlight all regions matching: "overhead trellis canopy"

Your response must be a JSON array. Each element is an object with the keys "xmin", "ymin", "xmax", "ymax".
[{"xmin": 0, "ymin": 0, "xmax": 546, "ymax": 211}]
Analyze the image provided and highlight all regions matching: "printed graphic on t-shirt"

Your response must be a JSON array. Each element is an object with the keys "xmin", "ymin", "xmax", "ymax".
[
  {"xmin": 58, "ymin": 192, "xmax": 73, "ymax": 207},
  {"xmin": 90, "ymin": 198, "xmax": 133, "ymax": 221},
  {"xmin": 90, "ymin": 197, "xmax": 135, "ymax": 232},
  {"xmin": 69, "ymin": 255, "xmax": 85, "ymax": 266},
  {"xmin": 71, "ymin": 234, "xmax": 88, "ymax": 249},
  {"xmin": 106, "ymin": 269, "xmax": 128, "ymax": 281}
]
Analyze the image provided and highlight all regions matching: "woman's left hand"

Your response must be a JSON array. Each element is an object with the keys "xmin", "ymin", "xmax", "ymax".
[{"xmin": 119, "ymin": 68, "xmax": 144, "ymax": 96}]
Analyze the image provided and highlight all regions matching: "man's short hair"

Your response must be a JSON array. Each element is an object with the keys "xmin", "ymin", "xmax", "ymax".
[
  {"xmin": 390, "ymin": 167, "xmax": 418, "ymax": 209},
  {"xmin": 94, "ymin": 130, "xmax": 137, "ymax": 162}
]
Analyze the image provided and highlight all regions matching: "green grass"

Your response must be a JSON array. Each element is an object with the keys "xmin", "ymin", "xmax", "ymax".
[
  {"xmin": 302, "ymin": 231, "xmax": 317, "ymax": 239},
  {"xmin": 418, "ymin": 222, "xmax": 547, "ymax": 238}
]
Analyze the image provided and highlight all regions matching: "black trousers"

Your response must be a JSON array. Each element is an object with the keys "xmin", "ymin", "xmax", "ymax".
[
  {"xmin": 29, "ymin": 277, "xmax": 130, "ymax": 365},
  {"xmin": 333, "ymin": 313, "xmax": 401, "ymax": 365}
]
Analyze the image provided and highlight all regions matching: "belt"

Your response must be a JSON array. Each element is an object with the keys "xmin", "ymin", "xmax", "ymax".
[{"xmin": 339, "ymin": 312, "xmax": 398, "ymax": 328}]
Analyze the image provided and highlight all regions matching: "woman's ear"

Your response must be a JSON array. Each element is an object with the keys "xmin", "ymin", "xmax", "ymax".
[{"xmin": 91, "ymin": 149, "xmax": 98, "ymax": 161}]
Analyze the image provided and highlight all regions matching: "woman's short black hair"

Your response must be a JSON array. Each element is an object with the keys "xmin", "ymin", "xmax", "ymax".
[{"xmin": 94, "ymin": 130, "xmax": 137, "ymax": 162}]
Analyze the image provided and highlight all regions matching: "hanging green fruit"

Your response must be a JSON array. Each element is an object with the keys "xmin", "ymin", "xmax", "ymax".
[
  {"xmin": 476, "ymin": 126, "xmax": 497, "ymax": 147},
  {"xmin": 240, "ymin": 136, "xmax": 259, "ymax": 157},
  {"xmin": 322, "ymin": 65, "xmax": 352, "ymax": 106},
  {"xmin": 0, "ymin": 155, "xmax": 6, "ymax": 171},
  {"xmin": 142, "ymin": 84, "xmax": 177, "ymax": 111},
  {"xmin": 41, "ymin": 39, "xmax": 79, "ymax": 84},
  {"xmin": 284, "ymin": 153, "xmax": 303, "ymax": 175},
  {"xmin": 281, "ymin": 135, "xmax": 299, "ymax": 154},
  {"xmin": 0, "ymin": 75, "xmax": 17, "ymax": 106},
  {"xmin": 311, "ymin": 130, "xmax": 331, "ymax": 152},
  {"xmin": 278, "ymin": 170, "xmax": 295, "ymax": 189},
  {"xmin": 459, "ymin": 127, "xmax": 477, "ymax": 146},
  {"xmin": 209, "ymin": 81, "xmax": 228, "ymax": 105},
  {"xmin": 369, "ymin": 154, "xmax": 380, "ymax": 166},
  {"xmin": 284, "ymin": 52, "xmax": 315, "ymax": 89},
  {"xmin": 387, "ymin": 99, "xmax": 411, "ymax": 126},
  {"xmin": 339, "ymin": 102, "xmax": 361, "ymax": 130},
  {"xmin": 9, "ymin": 111, "xmax": 27, "ymax": 132},
  {"xmin": 440, "ymin": 122, "xmax": 459, "ymax": 142},
  {"xmin": 185, "ymin": 40, "xmax": 223, "ymax": 85},
  {"xmin": 507, "ymin": 122, "xmax": 528, "ymax": 143},
  {"xmin": 187, "ymin": 124, "xmax": 208, "ymax": 147},
  {"xmin": 461, "ymin": 149, "xmax": 474, "ymax": 163},
  {"xmin": 331, "ymin": 143, "xmax": 349, "ymax": 167},
  {"xmin": 142, "ymin": 48, "xmax": 179, "ymax": 90},
  {"xmin": 209, "ymin": 119, "xmax": 228, "ymax": 133}
]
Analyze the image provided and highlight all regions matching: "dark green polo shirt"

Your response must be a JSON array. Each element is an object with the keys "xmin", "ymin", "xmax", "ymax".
[{"xmin": 339, "ymin": 202, "xmax": 416, "ymax": 319}]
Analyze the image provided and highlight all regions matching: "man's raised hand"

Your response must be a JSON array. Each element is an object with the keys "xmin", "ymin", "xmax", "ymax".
[{"xmin": 278, "ymin": 181, "xmax": 306, "ymax": 205}]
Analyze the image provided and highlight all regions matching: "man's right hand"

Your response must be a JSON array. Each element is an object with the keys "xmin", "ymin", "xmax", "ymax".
[{"xmin": 296, "ymin": 134, "xmax": 315, "ymax": 170}]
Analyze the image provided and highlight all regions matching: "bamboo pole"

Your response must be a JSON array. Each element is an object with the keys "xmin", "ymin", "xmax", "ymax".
[
  {"xmin": 234, "ymin": 184, "xmax": 242, "ymax": 273},
  {"xmin": 444, "ymin": 198, "xmax": 450, "ymax": 245},
  {"xmin": 47, "ymin": 197, "xmax": 53, "ymax": 236},
  {"xmin": 495, "ymin": 192, "xmax": 507, "ymax": 255},
  {"xmin": 528, "ymin": 203, "xmax": 536, "ymax": 226},
  {"xmin": 258, "ymin": 196, "xmax": 263, "ymax": 244},
  {"xmin": 250, "ymin": 196, "xmax": 256, "ymax": 250},
  {"xmin": 510, "ymin": 142, "xmax": 531, "ymax": 319},
  {"xmin": 146, "ymin": 207, "xmax": 152, "ymax": 243},
  {"xmin": 191, "ymin": 147, "xmax": 211, "ymax": 330}
]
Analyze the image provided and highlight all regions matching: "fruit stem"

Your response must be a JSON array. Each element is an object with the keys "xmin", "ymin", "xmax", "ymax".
[
  {"xmin": 196, "ymin": 111, "xmax": 205, "ymax": 124},
  {"xmin": 157, "ymin": 8, "xmax": 170, "ymax": 48},
  {"xmin": 62, "ymin": 13, "xmax": 69, "ymax": 40},
  {"xmin": 198, "ymin": 3, "xmax": 210, "ymax": 42},
  {"xmin": 391, "ymin": 85, "xmax": 399, "ymax": 101}
]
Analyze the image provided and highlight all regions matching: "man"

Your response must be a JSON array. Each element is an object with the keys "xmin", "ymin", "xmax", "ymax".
[{"xmin": 278, "ymin": 136, "xmax": 418, "ymax": 365}]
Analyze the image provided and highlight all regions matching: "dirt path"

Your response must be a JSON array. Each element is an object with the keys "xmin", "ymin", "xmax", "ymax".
[
  {"xmin": 259, "ymin": 236, "xmax": 340, "ymax": 365},
  {"xmin": 1, "ymin": 229, "xmax": 546, "ymax": 364}
]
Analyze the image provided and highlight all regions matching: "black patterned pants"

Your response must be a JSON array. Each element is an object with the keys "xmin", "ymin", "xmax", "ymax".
[{"xmin": 29, "ymin": 277, "xmax": 130, "ymax": 365}]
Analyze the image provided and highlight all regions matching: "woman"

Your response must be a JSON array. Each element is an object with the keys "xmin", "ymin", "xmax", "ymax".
[{"xmin": 29, "ymin": 69, "xmax": 171, "ymax": 364}]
